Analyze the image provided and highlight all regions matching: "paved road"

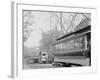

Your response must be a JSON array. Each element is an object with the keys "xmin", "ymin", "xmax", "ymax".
[
  {"xmin": 23, "ymin": 58, "xmax": 90, "ymax": 69},
  {"xmin": 24, "ymin": 63, "xmax": 54, "ymax": 69}
]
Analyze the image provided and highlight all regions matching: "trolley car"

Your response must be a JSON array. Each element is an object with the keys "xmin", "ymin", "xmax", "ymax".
[
  {"xmin": 39, "ymin": 51, "xmax": 48, "ymax": 64},
  {"xmin": 52, "ymin": 24, "xmax": 91, "ymax": 67}
]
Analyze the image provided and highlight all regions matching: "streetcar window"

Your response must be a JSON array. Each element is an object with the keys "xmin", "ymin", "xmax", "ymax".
[{"xmin": 42, "ymin": 54, "xmax": 46, "ymax": 56}]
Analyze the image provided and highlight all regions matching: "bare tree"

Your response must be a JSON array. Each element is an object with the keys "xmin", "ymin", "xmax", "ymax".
[{"xmin": 23, "ymin": 10, "xmax": 35, "ymax": 42}]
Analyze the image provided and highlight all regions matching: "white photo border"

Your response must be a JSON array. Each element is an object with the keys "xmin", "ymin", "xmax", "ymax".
[{"xmin": 11, "ymin": 2, "xmax": 97, "ymax": 79}]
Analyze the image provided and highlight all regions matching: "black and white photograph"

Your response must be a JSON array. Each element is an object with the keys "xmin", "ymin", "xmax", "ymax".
[{"xmin": 23, "ymin": 10, "xmax": 91, "ymax": 69}]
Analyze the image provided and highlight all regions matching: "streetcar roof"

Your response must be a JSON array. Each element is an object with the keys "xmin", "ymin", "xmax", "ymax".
[{"xmin": 53, "ymin": 25, "xmax": 91, "ymax": 45}]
